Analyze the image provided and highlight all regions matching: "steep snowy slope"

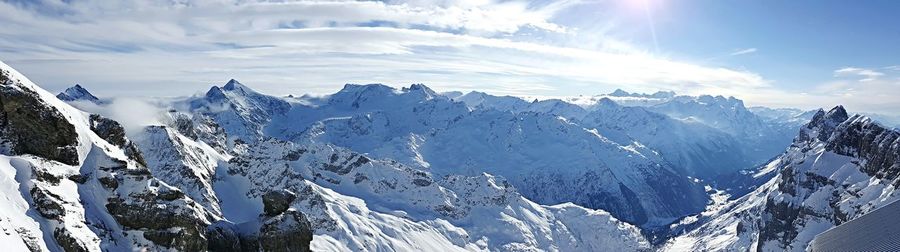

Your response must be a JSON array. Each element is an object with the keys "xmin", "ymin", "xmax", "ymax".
[
  {"xmin": 216, "ymin": 138, "xmax": 650, "ymax": 251},
  {"xmin": 649, "ymin": 95, "xmax": 799, "ymax": 174},
  {"xmin": 666, "ymin": 106, "xmax": 900, "ymax": 251},
  {"xmin": 0, "ymin": 61, "xmax": 316, "ymax": 251},
  {"xmin": 0, "ymin": 61, "xmax": 217, "ymax": 251},
  {"xmin": 47, "ymin": 80, "xmax": 652, "ymax": 250}
]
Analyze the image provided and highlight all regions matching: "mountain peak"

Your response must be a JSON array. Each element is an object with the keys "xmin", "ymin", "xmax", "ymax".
[
  {"xmin": 650, "ymin": 91, "xmax": 676, "ymax": 99},
  {"xmin": 608, "ymin": 89, "xmax": 631, "ymax": 97},
  {"xmin": 804, "ymin": 105, "xmax": 851, "ymax": 142},
  {"xmin": 809, "ymin": 106, "xmax": 849, "ymax": 127},
  {"xmin": 826, "ymin": 105, "xmax": 849, "ymax": 121},
  {"xmin": 596, "ymin": 97, "xmax": 620, "ymax": 108},
  {"xmin": 222, "ymin": 79, "xmax": 248, "ymax": 91},
  {"xmin": 338, "ymin": 83, "xmax": 393, "ymax": 93},
  {"xmin": 56, "ymin": 84, "xmax": 99, "ymax": 102},
  {"xmin": 402, "ymin": 83, "xmax": 437, "ymax": 97}
]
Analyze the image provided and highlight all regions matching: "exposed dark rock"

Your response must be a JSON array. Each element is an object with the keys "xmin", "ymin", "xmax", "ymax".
[
  {"xmin": 15, "ymin": 227, "xmax": 42, "ymax": 252},
  {"xmin": 282, "ymin": 149, "xmax": 307, "ymax": 161},
  {"xmin": 54, "ymin": 228, "xmax": 88, "ymax": 252},
  {"xmin": 803, "ymin": 106, "xmax": 849, "ymax": 142},
  {"xmin": 105, "ymin": 192, "xmax": 208, "ymax": 251},
  {"xmin": 30, "ymin": 187, "xmax": 65, "ymax": 220},
  {"xmin": 412, "ymin": 178, "xmax": 432, "ymax": 187},
  {"xmin": 172, "ymin": 113, "xmax": 198, "ymax": 140},
  {"xmin": 0, "ymin": 70, "xmax": 79, "ymax": 165},
  {"xmin": 89, "ymin": 114, "xmax": 147, "ymax": 167},
  {"xmin": 67, "ymin": 174, "xmax": 88, "ymax": 184},
  {"xmin": 826, "ymin": 115, "xmax": 900, "ymax": 185},
  {"xmin": 98, "ymin": 176, "xmax": 118, "ymax": 190},
  {"xmin": 263, "ymin": 189, "xmax": 296, "ymax": 217},
  {"xmin": 158, "ymin": 188, "xmax": 185, "ymax": 201},
  {"xmin": 33, "ymin": 168, "xmax": 61, "ymax": 185},
  {"xmin": 258, "ymin": 210, "xmax": 314, "ymax": 252},
  {"xmin": 206, "ymin": 221, "xmax": 242, "ymax": 252}
]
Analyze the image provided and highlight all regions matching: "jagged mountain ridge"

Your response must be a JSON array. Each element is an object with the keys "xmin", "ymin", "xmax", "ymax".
[
  {"xmin": 666, "ymin": 105, "xmax": 900, "ymax": 251},
  {"xmin": 0, "ymin": 61, "xmax": 315, "ymax": 251},
  {"xmin": 144, "ymin": 82, "xmax": 654, "ymax": 250},
  {"xmin": 35, "ymin": 68, "xmax": 650, "ymax": 250},
  {"xmin": 190, "ymin": 81, "xmax": 709, "ymax": 226}
]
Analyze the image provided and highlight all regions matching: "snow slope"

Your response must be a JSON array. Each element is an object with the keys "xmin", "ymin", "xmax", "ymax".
[
  {"xmin": 665, "ymin": 106, "xmax": 900, "ymax": 251},
  {"xmin": 5, "ymin": 60, "xmax": 651, "ymax": 251},
  {"xmin": 0, "ymin": 60, "xmax": 218, "ymax": 251},
  {"xmin": 583, "ymin": 98, "xmax": 749, "ymax": 179},
  {"xmin": 211, "ymin": 83, "xmax": 711, "ymax": 226}
]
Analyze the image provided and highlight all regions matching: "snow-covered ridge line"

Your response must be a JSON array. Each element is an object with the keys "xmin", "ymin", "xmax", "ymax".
[
  {"xmin": 25, "ymin": 68, "xmax": 651, "ymax": 250},
  {"xmin": 0, "ymin": 60, "xmax": 314, "ymax": 251},
  {"xmin": 666, "ymin": 105, "xmax": 900, "ymax": 251}
]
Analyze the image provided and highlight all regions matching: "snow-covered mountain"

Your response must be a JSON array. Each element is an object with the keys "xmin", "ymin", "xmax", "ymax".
[
  {"xmin": 20, "ymin": 56, "xmax": 900, "ymax": 251},
  {"xmin": 749, "ymin": 107, "xmax": 818, "ymax": 127},
  {"xmin": 137, "ymin": 81, "xmax": 655, "ymax": 250},
  {"xmin": 560, "ymin": 89, "xmax": 676, "ymax": 108},
  {"xmin": 201, "ymin": 83, "xmax": 709, "ymax": 227},
  {"xmin": 0, "ymin": 61, "xmax": 650, "ymax": 251},
  {"xmin": 455, "ymin": 91, "xmax": 588, "ymax": 120},
  {"xmin": 666, "ymin": 105, "xmax": 900, "ymax": 251},
  {"xmin": 55, "ymin": 84, "xmax": 101, "ymax": 103},
  {"xmin": 0, "ymin": 61, "xmax": 315, "ymax": 251},
  {"xmin": 454, "ymin": 90, "xmax": 799, "ymax": 184},
  {"xmin": 583, "ymin": 98, "xmax": 749, "ymax": 179}
]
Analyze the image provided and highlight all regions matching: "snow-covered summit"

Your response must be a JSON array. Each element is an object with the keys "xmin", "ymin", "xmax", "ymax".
[
  {"xmin": 56, "ymin": 84, "xmax": 100, "ymax": 103},
  {"xmin": 607, "ymin": 88, "xmax": 677, "ymax": 99}
]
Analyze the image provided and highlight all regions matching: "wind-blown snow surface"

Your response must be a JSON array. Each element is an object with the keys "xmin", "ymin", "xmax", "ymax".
[
  {"xmin": 29, "ymin": 71, "xmax": 651, "ymax": 249},
  {"xmin": 665, "ymin": 106, "xmax": 900, "ymax": 251}
]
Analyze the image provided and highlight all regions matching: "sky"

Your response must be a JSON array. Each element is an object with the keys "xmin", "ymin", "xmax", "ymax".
[{"xmin": 1, "ymin": 0, "xmax": 899, "ymax": 115}]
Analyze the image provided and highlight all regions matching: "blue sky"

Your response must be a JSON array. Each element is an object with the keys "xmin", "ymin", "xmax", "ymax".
[{"xmin": 1, "ymin": 0, "xmax": 898, "ymax": 114}]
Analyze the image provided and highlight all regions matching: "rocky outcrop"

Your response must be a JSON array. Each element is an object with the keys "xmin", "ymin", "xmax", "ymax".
[
  {"xmin": 105, "ymin": 184, "xmax": 211, "ymax": 251},
  {"xmin": 257, "ymin": 209, "xmax": 313, "ymax": 252},
  {"xmin": 89, "ymin": 114, "xmax": 147, "ymax": 166},
  {"xmin": 668, "ymin": 106, "xmax": 900, "ymax": 251},
  {"xmin": 825, "ymin": 115, "xmax": 900, "ymax": 184},
  {"xmin": 205, "ymin": 221, "xmax": 242, "ymax": 252},
  {"xmin": 203, "ymin": 190, "xmax": 313, "ymax": 252},
  {"xmin": 0, "ymin": 69, "xmax": 79, "ymax": 165},
  {"xmin": 263, "ymin": 189, "xmax": 296, "ymax": 217}
]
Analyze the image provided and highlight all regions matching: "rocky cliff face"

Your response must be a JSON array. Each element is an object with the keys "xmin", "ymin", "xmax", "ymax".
[
  {"xmin": 0, "ymin": 61, "xmax": 314, "ymax": 251},
  {"xmin": 666, "ymin": 106, "xmax": 900, "ymax": 251},
  {"xmin": 0, "ymin": 70, "xmax": 79, "ymax": 165}
]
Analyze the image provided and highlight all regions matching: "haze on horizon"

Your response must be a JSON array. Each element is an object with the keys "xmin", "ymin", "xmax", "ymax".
[{"xmin": 1, "ymin": 0, "xmax": 899, "ymax": 115}]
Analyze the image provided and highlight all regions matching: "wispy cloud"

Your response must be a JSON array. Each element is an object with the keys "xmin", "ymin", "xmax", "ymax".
[
  {"xmin": 729, "ymin": 48, "xmax": 757, "ymax": 56},
  {"xmin": 0, "ymin": 0, "xmax": 774, "ymax": 98},
  {"xmin": 834, "ymin": 67, "xmax": 884, "ymax": 82}
]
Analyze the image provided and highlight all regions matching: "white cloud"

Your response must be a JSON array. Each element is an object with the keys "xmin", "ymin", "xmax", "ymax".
[
  {"xmin": 16, "ymin": 0, "xmax": 900, "ymax": 116},
  {"xmin": 834, "ymin": 67, "xmax": 884, "ymax": 82},
  {"xmin": 729, "ymin": 48, "xmax": 757, "ymax": 56}
]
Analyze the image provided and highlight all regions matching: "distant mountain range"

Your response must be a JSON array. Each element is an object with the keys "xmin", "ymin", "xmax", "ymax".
[{"xmin": 2, "ymin": 59, "xmax": 900, "ymax": 251}]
